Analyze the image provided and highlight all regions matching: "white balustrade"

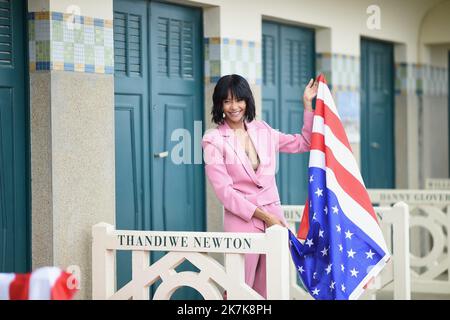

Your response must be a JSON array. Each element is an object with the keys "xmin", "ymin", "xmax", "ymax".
[
  {"xmin": 283, "ymin": 202, "xmax": 411, "ymax": 300},
  {"xmin": 368, "ymin": 189, "xmax": 450, "ymax": 294},
  {"xmin": 92, "ymin": 223, "xmax": 290, "ymax": 300}
]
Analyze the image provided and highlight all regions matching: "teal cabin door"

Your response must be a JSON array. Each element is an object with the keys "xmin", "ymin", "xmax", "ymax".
[
  {"xmin": 262, "ymin": 21, "xmax": 315, "ymax": 204},
  {"xmin": 0, "ymin": 0, "xmax": 29, "ymax": 273},
  {"xmin": 361, "ymin": 38, "xmax": 395, "ymax": 188},
  {"xmin": 113, "ymin": 0, "xmax": 204, "ymax": 299}
]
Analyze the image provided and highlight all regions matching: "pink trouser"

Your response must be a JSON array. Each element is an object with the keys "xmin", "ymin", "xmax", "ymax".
[
  {"xmin": 244, "ymin": 202, "xmax": 285, "ymax": 299},
  {"xmin": 245, "ymin": 253, "xmax": 267, "ymax": 298}
]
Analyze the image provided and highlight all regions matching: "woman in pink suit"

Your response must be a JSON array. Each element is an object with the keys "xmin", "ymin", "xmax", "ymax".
[{"xmin": 202, "ymin": 74, "xmax": 318, "ymax": 298}]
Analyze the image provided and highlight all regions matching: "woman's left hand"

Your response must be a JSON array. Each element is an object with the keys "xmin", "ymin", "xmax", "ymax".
[{"xmin": 303, "ymin": 78, "xmax": 318, "ymax": 112}]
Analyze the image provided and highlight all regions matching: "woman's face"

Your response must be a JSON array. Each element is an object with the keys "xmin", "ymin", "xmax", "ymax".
[{"xmin": 222, "ymin": 91, "xmax": 246, "ymax": 124}]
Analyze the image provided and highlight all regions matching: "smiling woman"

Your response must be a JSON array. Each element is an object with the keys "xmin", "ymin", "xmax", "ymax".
[
  {"xmin": 211, "ymin": 74, "xmax": 256, "ymax": 126},
  {"xmin": 202, "ymin": 74, "xmax": 317, "ymax": 298}
]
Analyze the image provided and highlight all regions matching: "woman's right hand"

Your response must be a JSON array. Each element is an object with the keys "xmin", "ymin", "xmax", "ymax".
[
  {"xmin": 265, "ymin": 214, "xmax": 287, "ymax": 228},
  {"xmin": 253, "ymin": 207, "xmax": 287, "ymax": 228}
]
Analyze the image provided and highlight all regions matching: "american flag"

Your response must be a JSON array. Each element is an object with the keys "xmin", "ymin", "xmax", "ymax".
[
  {"xmin": 0, "ymin": 267, "xmax": 77, "ymax": 300},
  {"xmin": 289, "ymin": 74, "xmax": 390, "ymax": 300}
]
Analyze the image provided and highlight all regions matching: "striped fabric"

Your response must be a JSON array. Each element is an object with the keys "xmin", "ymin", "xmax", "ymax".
[
  {"xmin": 0, "ymin": 267, "xmax": 77, "ymax": 300},
  {"xmin": 289, "ymin": 74, "xmax": 390, "ymax": 300}
]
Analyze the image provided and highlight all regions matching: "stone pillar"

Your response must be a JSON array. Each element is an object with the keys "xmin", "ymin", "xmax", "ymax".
[{"xmin": 28, "ymin": 0, "xmax": 115, "ymax": 299}]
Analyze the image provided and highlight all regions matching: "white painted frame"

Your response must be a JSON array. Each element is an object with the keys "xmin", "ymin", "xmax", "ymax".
[
  {"xmin": 92, "ymin": 224, "xmax": 290, "ymax": 300},
  {"xmin": 369, "ymin": 189, "xmax": 450, "ymax": 294}
]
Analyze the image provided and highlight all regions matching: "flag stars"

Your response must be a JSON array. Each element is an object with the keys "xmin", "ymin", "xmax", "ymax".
[
  {"xmin": 319, "ymin": 229, "xmax": 324, "ymax": 238},
  {"xmin": 338, "ymin": 244, "xmax": 343, "ymax": 252},
  {"xmin": 309, "ymin": 175, "xmax": 314, "ymax": 183},
  {"xmin": 347, "ymin": 249, "xmax": 356, "ymax": 258},
  {"xmin": 330, "ymin": 281, "xmax": 336, "ymax": 290},
  {"xmin": 305, "ymin": 238, "xmax": 314, "ymax": 248},
  {"xmin": 312, "ymin": 288, "xmax": 320, "ymax": 296},
  {"xmin": 332, "ymin": 206, "xmax": 339, "ymax": 214},
  {"xmin": 315, "ymin": 188, "xmax": 323, "ymax": 197},
  {"xmin": 298, "ymin": 265, "xmax": 305, "ymax": 274},
  {"xmin": 345, "ymin": 230, "xmax": 354, "ymax": 239},
  {"xmin": 366, "ymin": 249, "xmax": 375, "ymax": 259},
  {"xmin": 336, "ymin": 224, "xmax": 341, "ymax": 233},
  {"xmin": 313, "ymin": 272, "xmax": 318, "ymax": 279},
  {"xmin": 341, "ymin": 264, "xmax": 345, "ymax": 272},
  {"xmin": 312, "ymin": 212, "xmax": 318, "ymax": 221},
  {"xmin": 321, "ymin": 246, "xmax": 329, "ymax": 257},
  {"xmin": 350, "ymin": 268, "xmax": 359, "ymax": 277},
  {"xmin": 341, "ymin": 284, "xmax": 346, "ymax": 292},
  {"xmin": 325, "ymin": 264, "xmax": 332, "ymax": 274},
  {"xmin": 324, "ymin": 206, "xmax": 328, "ymax": 215}
]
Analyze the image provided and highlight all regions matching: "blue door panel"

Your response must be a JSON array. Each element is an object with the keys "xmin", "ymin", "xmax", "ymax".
[
  {"xmin": 115, "ymin": 95, "xmax": 144, "ymax": 231},
  {"xmin": 114, "ymin": 0, "xmax": 149, "ymax": 289},
  {"xmin": 262, "ymin": 21, "xmax": 315, "ymax": 205},
  {"xmin": 0, "ymin": 0, "xmax": 29, "ymax": 273},
  {"xmin": 114, "ymin": 0, "xmax": 204, "ymax": 299},
  {"xmin": 361, "ymin": 38, "xmax": 395, "ymax": 188}
]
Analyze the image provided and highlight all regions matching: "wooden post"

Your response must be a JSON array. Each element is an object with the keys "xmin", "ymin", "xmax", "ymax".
[
  {"xmin": 92, "ymin": 223, "xmax": 116, "ymax": 299},
  {"xmin": 265, "ymin": 225, "xmax": 289, "ymax": 299},
  {"xmin": 392, "ymin": 202, "xmax": 411, "ymax": 300},
  {"xmin": 132, "ymin": 251, "xmax": 150, "ymax": 299}
]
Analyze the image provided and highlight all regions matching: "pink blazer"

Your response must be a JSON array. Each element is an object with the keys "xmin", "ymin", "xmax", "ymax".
[{"xmin": 202, "ymin": 110, "xmax": 314, "ymax": 232}]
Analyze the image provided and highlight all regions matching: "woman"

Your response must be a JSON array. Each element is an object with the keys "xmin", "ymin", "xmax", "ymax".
[{"xmin": 202, "ymin": 74, "xmax": 318, "ymax": 298}]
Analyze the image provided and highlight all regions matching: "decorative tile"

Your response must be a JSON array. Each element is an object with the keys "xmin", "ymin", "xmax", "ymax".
[
  {"xmin": 204, "ymin": 37, "xmax": 262, "ymax": 86},
  {"xmin": 28, "ymin": 11, "xmax": 114, "ymax": 74}
]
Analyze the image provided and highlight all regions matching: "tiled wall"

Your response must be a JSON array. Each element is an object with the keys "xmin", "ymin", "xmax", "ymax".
[
  {"xmin": 316, "ymin": 53, "xmax": 332, "ymax": 89},
  {"xmin": 395, "ymin": 63, "xmax": 421, "ymax": 95},
  {"xmin": 28, "ymin": 12, "xmax": 114, "ymax": 74},
  {"xmin": 331, "ymin": 54, "xmax": 360, "ymax": 92},
  {"xmin": 204, "ymin": 37, "xmax": 262, "ymax": 85},
  {"xmin": 316, "ymin": 53, "xmax": 361, "ymax": 91},
  {"xmin": 422, "ymin": 65, "xmax": 448, "ymax": 97},
  {"xmin": 395, "ymin": 63, "xmax": 448, "ymax": 96},
  {"xmin": 317, "ymin": 53, "xmax": 361, "ymax": 144}
]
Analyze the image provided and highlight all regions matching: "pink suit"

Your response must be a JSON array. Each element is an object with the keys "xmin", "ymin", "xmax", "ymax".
[{"xmin": 202, "ymin": 110, "xmax": 314, "ymax": 298}]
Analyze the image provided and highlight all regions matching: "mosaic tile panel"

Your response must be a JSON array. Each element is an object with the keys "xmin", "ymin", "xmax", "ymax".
[
  {"xmin": 28, "ymin": 12, "xmax": 114, "ymax": 74},
  {"xmin": 316, "ymin": 53, "xmax": 361, "ymax": 93},
  {"xmin": 421, "ymin": 65, "xmax": 448, "ymax": 97},
  {"xmin": 204, "ymin": 37, "xmax": 261, "ymax": 85},
  {"xmin": 394, "ymin": 63, "xmax": 447, "ymax": 97},
  {"xmin": 331, "ymin": 53, "xmax": 360, "ymax": 92}
]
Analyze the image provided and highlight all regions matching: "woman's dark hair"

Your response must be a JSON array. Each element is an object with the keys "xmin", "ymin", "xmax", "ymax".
[{"xmin": 211, "ymin": 74, "xmax": 256, "ymax": 125}]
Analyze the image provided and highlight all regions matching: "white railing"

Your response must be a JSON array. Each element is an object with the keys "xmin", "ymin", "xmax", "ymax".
[
  {"xmin": 425, "ymin": 178, "xmax": 450, "ymax": 190},
  {"xmin": 92, "ymin": 223, "xmax": 290, "ymax": 300},
  {"xmin": 368, "ymin": 189, "xmax": 450, "ymax": 294},
  {"xmin": 283, "ymin": 202, "xmax": 411, "ymax": 300}
]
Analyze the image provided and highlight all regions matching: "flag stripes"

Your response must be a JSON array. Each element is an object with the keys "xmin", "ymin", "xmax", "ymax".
[{"xmin": 290, "ymin": 74, "xmax": 390, "ymax": 300}]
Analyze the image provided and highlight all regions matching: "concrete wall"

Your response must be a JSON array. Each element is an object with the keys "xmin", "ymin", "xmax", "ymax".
[
  {"xmin": 420, "ymin": 0, "xmax": 450, "ymax": 47},
  {"xmin": 419, "ymin": 0, "xmax": 450, "ymax": 183},
  {"xmin": 187, "ymin": 0, "xmax": 442, "ymax": 60}
]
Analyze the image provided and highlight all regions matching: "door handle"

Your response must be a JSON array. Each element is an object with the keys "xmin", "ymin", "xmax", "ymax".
[
  {"xmin": 370, "ymin": 142, "xmax": 380, "ymax": 149},
  {"xmin": 154, "ymin": 151, "xmax": 169, "ymax": 158}
]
